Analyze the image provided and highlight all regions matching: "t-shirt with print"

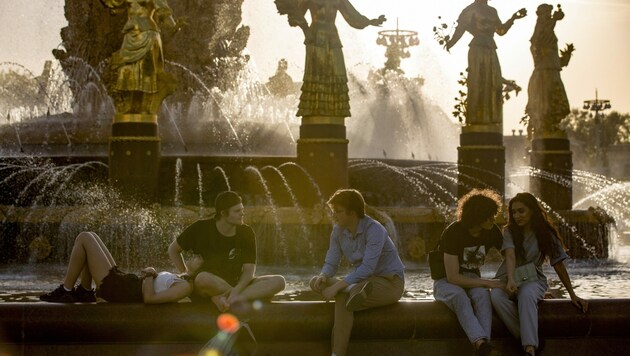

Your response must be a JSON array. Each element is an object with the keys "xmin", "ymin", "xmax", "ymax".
[
  {"xmin": 441, "ymin": 221, "xmax": 502, "ymax": 276},
  {"xmin": 177, "ymin": 218, "xmax": 256, "ymax": 285}
]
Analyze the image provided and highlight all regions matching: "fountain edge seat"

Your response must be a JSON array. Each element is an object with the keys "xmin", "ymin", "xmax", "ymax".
[{"xmin": 1, "ymin": 299, "xmax": 628, "ymax": 344}]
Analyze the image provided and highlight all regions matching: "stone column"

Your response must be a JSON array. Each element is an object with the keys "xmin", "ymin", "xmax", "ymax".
[
  {"xmin": 457, "ymin": 125, "xmax": 505, "ymax": 199},
  {"xmin": 530, "ymin": 134, "xmax": 572, "ymax": 210},
  {"xmin": 297, "ymin": 117, "xmax": 349, "ymax": 200},
  {"xmin": 109, "ymin": 114, "xmax": 161, "ymax": 202}
]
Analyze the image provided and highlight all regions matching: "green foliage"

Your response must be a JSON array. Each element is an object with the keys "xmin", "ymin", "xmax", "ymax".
[
  {"xmin": 0, "ymin": 70, "xmax": 44, "ymax": 112},
  {"xmin": 560, "ymin": 109, "xmax": 630, "ymax": 160}
]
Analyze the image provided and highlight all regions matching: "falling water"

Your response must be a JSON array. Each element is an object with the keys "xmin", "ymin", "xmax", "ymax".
[
  {"xmin": 166, "ymin": 61, "xmax": 244, "ymax": 150},
  {"xmin": 197, "ymin": 163, "xmax": 205, "ymax": 217},
  {"xmin": 244, "ymin": 166, "xmax": 287, "ymax": 265},
  {"xmin": 214, "ymin": 166, "xmax": 231, "ymax": 191},
  {"xmin": 174, "ymin": 158, "xmax": 183, "ymax": 207}
]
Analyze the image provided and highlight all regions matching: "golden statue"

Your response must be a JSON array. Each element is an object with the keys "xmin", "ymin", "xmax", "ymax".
[
  {"xmin": 526, "ymin": 4, "xmax": 573, "ymax": 138},
  {"xmin": 100, "ymin": 0, "xmax": 182, "ymax": 116},
  {"xmin": 446, "ymin": 0, "xmax": 526, "ymax": 128},
  {"xmin": 276, "ymin": 0, "xmax": 386, "ymax": 118}
]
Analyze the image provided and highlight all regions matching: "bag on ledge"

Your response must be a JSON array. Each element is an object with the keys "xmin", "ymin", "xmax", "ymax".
[{"xmin": 428, "ymin": 240, "xmax": 446, "ymax": 280}]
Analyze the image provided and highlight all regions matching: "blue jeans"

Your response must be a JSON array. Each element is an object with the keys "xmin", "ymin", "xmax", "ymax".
[
  {"xmin": 490, "ymin": 279, "xmax": 547, "ymax": 348},
  {"xmin": 433, "ymin": 273, "xmax": 492, "ymax": 344}
]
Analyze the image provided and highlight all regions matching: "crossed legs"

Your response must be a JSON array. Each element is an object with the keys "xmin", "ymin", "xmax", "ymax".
[{"xmin": 194, "ymin": 272, "xmax": 286, "ymax": 311}]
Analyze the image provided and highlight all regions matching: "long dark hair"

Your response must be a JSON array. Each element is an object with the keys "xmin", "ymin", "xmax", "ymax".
[{"xmin": 506, "ymin": 192, "xmax": 565, "ymax": 262}]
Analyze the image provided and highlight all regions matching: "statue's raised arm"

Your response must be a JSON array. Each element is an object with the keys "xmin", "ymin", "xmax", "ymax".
[
  {"xmin": 276, "ymin": 0, "xmax": 385, "ymax": 119},
  {"xmin": 445, "ymin": 0, "xmax": 525, "ymax": 127}
]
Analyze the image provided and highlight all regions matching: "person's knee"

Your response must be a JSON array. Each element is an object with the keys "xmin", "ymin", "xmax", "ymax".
[
  {"xmin": 490, "ymin": 288, "xmax": 511, "ymax": 308},
  {"xmin": 271, "ymin": 275, "xmax": 286, "ymax": 292},
  {"xmin": 309, "ymin": 276, "xmax": 319, "ymax": 291},
  {"xmin": 76, "ymin": 231, "xmax": 94, "ymax": 244},
  {"xmin": 194, "ymin": 272, "xmax": 222, "ymax": 293},
  {"xmin": 518, "ymin": 290, "xmax": 541, "ymax": 307}
]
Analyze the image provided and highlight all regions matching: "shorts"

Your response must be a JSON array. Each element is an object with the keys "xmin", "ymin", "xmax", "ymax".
[{"xmin": 97, "ymin": 266, "xmax": 144, "ymax": 303}]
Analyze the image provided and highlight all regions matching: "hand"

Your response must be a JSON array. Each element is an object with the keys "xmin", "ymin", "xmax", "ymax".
[
  {"xmin": 288, "ymin": 16, "xmax": 308, "ymax": 28},
  {"xmin": 486, "ymin": 279, "xmax": 504, "ymax": 289},
  {"xmin": 370, "ymin": 15, "xmax": 386, "ymax": 27},
  {"xmin": 445, "ymin": 39, "xmax": 454, "ymax": 52},
  {"xmin": 312, "ymin": 275, "xmax": 327, "ymax": 293},
  {"xmin": 512, "ymin": 8, "xmax": 527, "ymax": 20},
  {"xmin": 141, "ymin": 267, "xmax": 157, "ymax": 278},
  {"xmin": 505, "ymin": 279, "xmax": 518, "ymax": 296},
  {"xmin": 552, "ymin": 9, "xmax": 565, "ymax": 21},
  {"xmin": 571, "ymin": 295, "xmax": 589, "ymax": 313},
  {"xmin": 322, "ymin": 285, "xmax": 339, "ymax": 301}
]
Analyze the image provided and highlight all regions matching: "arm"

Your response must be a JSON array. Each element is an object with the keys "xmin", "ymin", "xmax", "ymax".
[
  {"xmin": 444, "ymin": 253, "xmax": 502, "ymax": 289},
  {"xmin": 168, "ymin": 240, "xmax": 188, "ymax": 273},
  {"xmin": 143, "ymin": 278, "xmax": 193, "ymax": 304},
  {"xmin": 321, "ymin": 230, "xmax": 343, "ymax": 278},
  {"xmin": 504, "ymin": 248, "xmax": 518, "ymax": 295},
  {"xmin": 446, "ymin": 25, "xmax": 466, "ymax": 51},
  {"xmin": 228, "ymin": 263, "xmax": 256, "ymax": 302},
  {"xmin": 496, "ymin": 8, "xmax": 526, "ymax": 36},
  {"xmin": 343, "ymin": 225, "xmax": 386, "ymax": 284},
  {"xmin": 553, "ymin": 261, "xmax": 589, "ymax": 313},
  {"xmin": 338, "ymin": 0, "xmax": 377, "ymax": 29}
]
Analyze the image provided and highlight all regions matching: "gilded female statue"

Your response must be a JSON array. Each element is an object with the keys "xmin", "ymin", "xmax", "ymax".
[
  {"xmin": 446, "ymin": 0, "xmax": 526, "ymax": 126},
  {"xmin": 100, "ymin": 0, "xmax": 181, "ymax": 115},
  {"xmin": 526, "ymin": 4, "xmax": 571, "ymax": 137},
  {"xmin": 276, "ymin": 0, "xmax": 386, "ymax": 118}
]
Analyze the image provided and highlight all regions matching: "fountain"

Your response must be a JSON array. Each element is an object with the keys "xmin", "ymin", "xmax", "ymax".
[{"xmin": 0, "ymin": 1, "xmax": 629, "ymax": 355}]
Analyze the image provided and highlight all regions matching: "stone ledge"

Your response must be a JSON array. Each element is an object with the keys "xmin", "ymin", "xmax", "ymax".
[{"xmin": 1, "ymin": 299, "xmax": 628, "ymax": 344}]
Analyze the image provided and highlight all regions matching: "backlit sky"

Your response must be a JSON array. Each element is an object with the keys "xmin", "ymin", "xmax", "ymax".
[{"xmin": 1, "ymin": 0, "xmax": 629, "ymax": 134}]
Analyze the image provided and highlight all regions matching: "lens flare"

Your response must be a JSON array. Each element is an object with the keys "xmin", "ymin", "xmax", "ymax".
[{"xmin": 217, "ymin": 313, "xmax": 240, "ymax": 334}]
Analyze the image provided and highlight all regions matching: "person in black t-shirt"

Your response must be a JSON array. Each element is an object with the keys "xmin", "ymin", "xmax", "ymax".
[
  {"xmin": 433, "ymin": 189, "xmax": 504, "ymax": 356},
  {"xmin": 168, "ymin": 191, "xmax": 286, "ymax": 312}
]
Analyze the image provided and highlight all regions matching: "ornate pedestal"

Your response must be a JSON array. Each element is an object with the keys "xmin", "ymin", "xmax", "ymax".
[
  {"xmin": 530, "ymin": 137, "xmax": 572, "ymax": 210},
  {"xmin": 457, "ymin": 128, "xmax": 505, "ymax": 198},
  {"xmin": 108, "ymin": 114, "xmax": 161, "ymax": 202},
  {"xmin": 297, "ymin": 117, "xmax": 349, "ymax": 200}
]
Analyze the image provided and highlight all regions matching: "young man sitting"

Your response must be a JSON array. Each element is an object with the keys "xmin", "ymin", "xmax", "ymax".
[{"xmin": 169, "ymin": 191, "xmax": 285, "ymax": 312}]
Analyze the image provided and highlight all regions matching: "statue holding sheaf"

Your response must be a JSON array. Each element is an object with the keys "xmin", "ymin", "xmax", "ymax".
[{"xmin": 100, "ymin": 0, "xmax": 184, "ymax": 116}]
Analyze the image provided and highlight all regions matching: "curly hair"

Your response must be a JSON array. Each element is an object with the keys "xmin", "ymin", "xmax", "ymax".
[
  {"xmin": 506, "ymin": 192, "xmax": 565, "ymax": 262},
  {"xmin": 456, "ymin": 189, "xmax": 502, "ymax": 228}
]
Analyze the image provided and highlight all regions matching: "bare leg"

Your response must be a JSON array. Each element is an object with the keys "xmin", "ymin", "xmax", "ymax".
[
  {"xmin": 240, "ymin": 275, "xmax": 286, "ymax": 301},
  {"xmin": 194, "ymin": 272, "xmax": 233, "ymax": 311},
  {"xmin": 62, "ymin": 232, "xmax": 115, "ymax": 290},
  {"xmin": 78, "ymin": 232, "xmax": 116, "ymax": 290}
]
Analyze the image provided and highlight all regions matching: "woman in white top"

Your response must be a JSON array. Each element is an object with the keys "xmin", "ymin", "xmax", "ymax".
[{"xmin": 40, "ymin": 231, "xmax": 192, "ymax": 304}]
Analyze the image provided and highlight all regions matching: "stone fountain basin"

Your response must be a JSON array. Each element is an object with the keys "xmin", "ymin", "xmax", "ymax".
[{"xmin": 0, "ymin": 299, "xmax": 628, "ymax": 355}]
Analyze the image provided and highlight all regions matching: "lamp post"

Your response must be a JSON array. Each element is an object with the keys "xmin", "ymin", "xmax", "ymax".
[{"xmin": 583, "ymin": 90, "xmax": 612, "ymax": 171}]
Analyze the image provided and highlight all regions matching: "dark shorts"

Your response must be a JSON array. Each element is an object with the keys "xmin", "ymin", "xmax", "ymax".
[{"xmin": 97, "ymin": 266, "xmax": 144, "ymax": 303}]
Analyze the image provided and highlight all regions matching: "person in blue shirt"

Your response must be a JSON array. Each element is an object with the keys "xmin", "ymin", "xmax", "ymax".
[{"xmin": 310, "ymin": 189, "xmax": 405, "ymax": 356}]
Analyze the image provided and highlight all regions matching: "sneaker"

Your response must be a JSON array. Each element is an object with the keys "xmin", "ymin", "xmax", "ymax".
[
  {"xmin": 39, "ymin": 284, "xmax": 77, "ymax": 303},
  {"xmin": 73, "ymin": 285, "xmax": 96, "ymax": 302},
  {"xmin": 345, "ymin": 281, "xmax": 373, "ymax": 311},
  {"xmin": 474, "ymin": 341, "xmax": 493, "ymax": 356}
]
